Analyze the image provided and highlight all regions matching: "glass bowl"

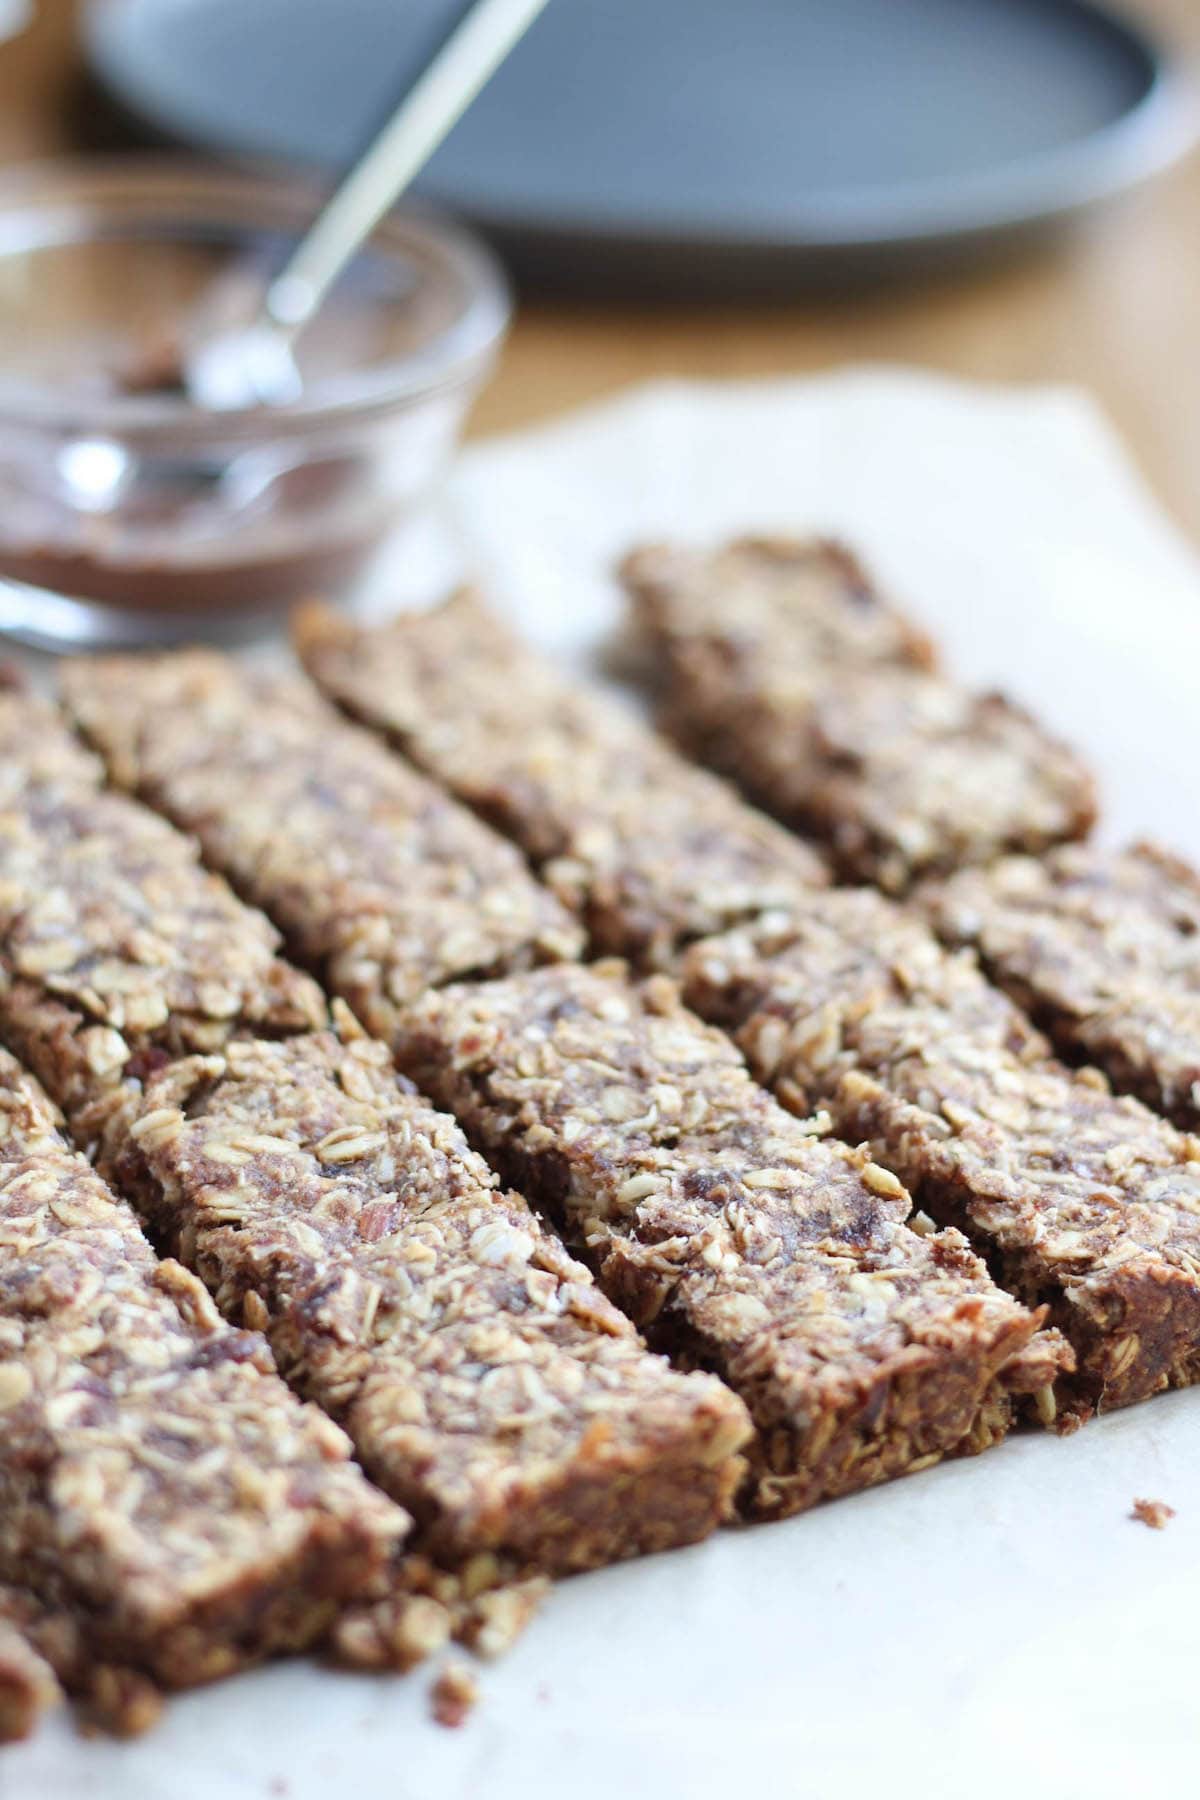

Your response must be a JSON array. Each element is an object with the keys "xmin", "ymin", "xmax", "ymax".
[{"xmin": 0, "ymin": 159, "xmax": 510, "ymax": 649}]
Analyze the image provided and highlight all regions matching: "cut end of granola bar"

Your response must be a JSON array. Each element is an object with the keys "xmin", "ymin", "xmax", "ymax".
[{"xmin": 0, "ymin": 1620, "xmax": 61, "ymax": 1743}]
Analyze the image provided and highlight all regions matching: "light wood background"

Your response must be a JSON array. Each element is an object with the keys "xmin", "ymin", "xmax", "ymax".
[{"xmin": 5, "ymin": 0, "xmax": 1199, "ymax": 541}]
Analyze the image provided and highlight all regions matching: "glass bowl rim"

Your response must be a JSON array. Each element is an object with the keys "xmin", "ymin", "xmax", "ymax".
[{"xmin": 0, "ymin": 155, "xmax": 511, "ymax": 443}]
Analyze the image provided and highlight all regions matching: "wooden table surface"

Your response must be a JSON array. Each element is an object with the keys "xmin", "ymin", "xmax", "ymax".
[{"xmin": 5, "ymin": 0, "xmax": 1200, "ymax": 541}]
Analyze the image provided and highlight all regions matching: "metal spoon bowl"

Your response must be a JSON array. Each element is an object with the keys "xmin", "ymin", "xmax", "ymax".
[{"xmin": 183, "ymin": 0, "xmax": 551, "ymax": 411}]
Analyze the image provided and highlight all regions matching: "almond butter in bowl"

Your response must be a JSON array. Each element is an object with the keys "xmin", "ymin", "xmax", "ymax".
[{"xmin": 0, "ymin": 160, "xmax": 507, "ymax": 650}]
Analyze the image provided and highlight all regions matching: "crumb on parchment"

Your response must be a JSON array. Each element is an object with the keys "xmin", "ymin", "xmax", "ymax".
[
  {"xmin": 431, "ymin": 1659, "xmax": 478, "ymax": 1730},
  {"xmin": 1131, "ymin": 1498, "xmax": 1175, "ymax": 1530}
]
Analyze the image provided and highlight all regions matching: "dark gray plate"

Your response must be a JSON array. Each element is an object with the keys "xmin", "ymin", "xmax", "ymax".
[{"xmin": 84, "ymin": 0, "xmax": 1198, "ymax": 292}]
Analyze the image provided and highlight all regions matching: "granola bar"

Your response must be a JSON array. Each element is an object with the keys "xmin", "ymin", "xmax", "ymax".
[
  {"xmin": 0, "ymin": 1047, "xmax": 407, "ymax": 1695},
  {"xmin": 679, "ymin": 888, "xmax": 1200, "ymax": 1416},
  {"xmin": 0, "ymin": 694, "xmax": 326, "ymax": 1128},
  {"xmin": 624, "ymin": 536, "xmax": 938, "ymax": 674},
  {"xmin": 622, "ymin": 537, "xmax": 1096, "ymax": 891},
  {"xmin": 294, "ymin": 592, "xmax": 827, "ymax": 967},
  {"xmin": 924, "ymin": 842, "xmax": 1200, "ymax": 1129},
  {"xmin": 60, "ymin": 651, "xmax": 583, "ymax": 1031},
  {"xmin": 107, "ymin": 1024, "xmax": 749, "ymax": 1574},
  {"xmin": 396, "ymin": 962, "xmax": 1066, "ymax": 1519}
]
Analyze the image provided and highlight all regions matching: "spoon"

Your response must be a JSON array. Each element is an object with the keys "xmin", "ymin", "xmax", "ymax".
[{"xmin": 184, "ymin": 0, "xmax": 551, "ymax": 411}]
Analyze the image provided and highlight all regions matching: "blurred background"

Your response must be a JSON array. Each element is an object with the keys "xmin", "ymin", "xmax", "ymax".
[{"xmin": 0, "ymin": 0, "xmax": 1197, "ymax": 532}]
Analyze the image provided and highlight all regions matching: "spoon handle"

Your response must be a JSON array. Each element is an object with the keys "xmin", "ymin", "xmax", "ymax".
[{"xmin": 265, "ymin": 0, "xmax": 552, "ymax": 334}]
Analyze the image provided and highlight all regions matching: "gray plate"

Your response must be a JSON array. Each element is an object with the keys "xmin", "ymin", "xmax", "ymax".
[{"xmin": 84, "ymin": 0, "xmax": 1198, "ymax": 292}]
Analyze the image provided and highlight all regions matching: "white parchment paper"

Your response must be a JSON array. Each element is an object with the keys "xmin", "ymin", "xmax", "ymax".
[{"xmin": 10, "ymin": 370, "xmax": 1200, "ymax": 1800}]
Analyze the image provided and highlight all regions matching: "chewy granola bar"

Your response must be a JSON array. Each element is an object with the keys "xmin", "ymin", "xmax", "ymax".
[
  {"xmin": 680, "ymin": 888, "xmax": 1200, "ymax": 1416},
  {"xmin": 622, "ymin": 537, "xmax": 1097, "ymax": 892},
  {"xmin": 294, "ymin": 591, "xmax": 827, "ymax": 967},
  {"xmin": 396, "ymin": 962, "xmax": 1066, "ymax": 1518},
  {"xmin": 0, "ymin": 1047, "xmax": 407, "ymax": 1699},
  {"xmin": 624, "ymin": 536, "xmax": 938, "ymax": 675},
  {"xmin": 0, "ymin": 692, "xmax": 326, "ymax": 1130},
  {"xmin": 924, "ymin": 842, "xmax": 1200, "ymax": 1130},
  {"xmin": 60, "ymin": 651, "xmax": 583, "ymax": 1032},
  {"xmin": 107, "ymin": 1024, "xmax": 748, "ymax": 1575}
]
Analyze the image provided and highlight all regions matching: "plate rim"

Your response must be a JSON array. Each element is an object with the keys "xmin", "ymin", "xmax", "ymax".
[{"xmin": 85, "ymin": 0, "xmax": 1200, "ymax": 258}]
